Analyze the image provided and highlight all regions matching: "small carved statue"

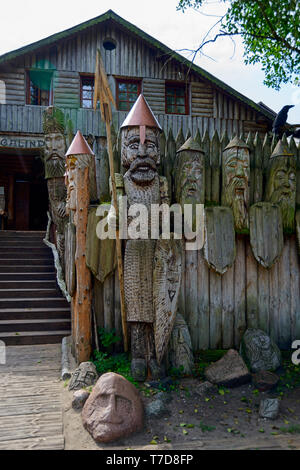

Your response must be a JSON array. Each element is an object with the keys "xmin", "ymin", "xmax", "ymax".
[
  {"xmin": 68, "ymin": 361, "xmax": 98, "ymax": 391},
  {"xmin": 222, "ymin": 136, "xmax": 250, "ymax": 232},
  {"xmin": 265, "ymin": 139, "xmax": 296, "ymax": 232},
  {"xmin": 43, "ymin": 106, "xmax": 68, "ymax": 267}
]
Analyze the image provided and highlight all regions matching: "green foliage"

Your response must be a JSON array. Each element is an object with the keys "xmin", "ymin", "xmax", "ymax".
[
  {"xmin": 279, "ymin": 424, "xmax": 300, "ymax": 434},
  {"xmin": 198, "ymin": 421, "xmax": 216, "ymax": 432},
  {"xmin": 276, "ymin": 356, "xmax": 300, "ymax": 394},
  {"xmin": 177, "ymin": 0, "xmax": 300, "ymax": 90},
  {"xmin": 91, "ymin": 328, "xmax": 138, "ymax": 387}
]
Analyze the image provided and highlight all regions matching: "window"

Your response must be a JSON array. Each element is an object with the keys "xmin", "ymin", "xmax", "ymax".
[
  {"xmin": 80, "ymin": 75, "xmax": 95, "ymax": 108},
  {"xmin": 116, "ymin": 79, "xmax": 141, "ymax": 111},
  {"xmin": 26, "ymin": 70, "xmax": 52, "ymax": 106},
  {"xmin": 165, "ymin": 82, "xmax": 189, "ymax": 115}
]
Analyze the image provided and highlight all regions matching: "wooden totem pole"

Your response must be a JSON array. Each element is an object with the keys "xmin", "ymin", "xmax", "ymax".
[{"xmin": 65, "ymin": 131, "xmax": 96, "ymax": 363}]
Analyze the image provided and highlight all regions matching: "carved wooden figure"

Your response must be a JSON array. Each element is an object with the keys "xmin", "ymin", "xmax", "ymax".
[
  {"xmin": 65, "ymin": 130, "xmax": 96, "ymax": 363},
  {"xmin": 115, "ymin": 95, "xmax": 182, "ymax": 381},
  {"xmin": 222, "ymin": 136, "xmax": 250, "ymax": 232},
  {"xmin": 174, "ymin": 137, "xmax": 205, "ymax": 231},
  {"xmin": 43, "ymin": 106, "xmax": 68, "ymax": 268},
  {"xmin": 265, "ymin": 139, "xmax": 296, "ymax": 233}
]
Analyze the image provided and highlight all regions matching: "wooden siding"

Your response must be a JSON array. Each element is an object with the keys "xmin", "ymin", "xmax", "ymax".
[
  {"xmin": 191, "ymin": 82, "xmax": 213, "ymax": 117},
  {"xmin": 143, "ymin": 78, "xmax": 165, "ymax": 114},
  {"xmin": 0, "ymin": 69, "xmax": 25, "ymax": 105},
  {"xmin": 53, "ymin": 71, "xmax": 80, "ymax": 109}
]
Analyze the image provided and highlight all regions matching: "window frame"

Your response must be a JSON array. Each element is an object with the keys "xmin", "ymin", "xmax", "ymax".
[
  {"xmin": 80, "ymin": 73, "xmax": 95, "ymax": 109},
  {"xmin": 26, "ymin": 69, "xmax": 53, "ymax": 106},
  {"xmin": 115, "ymin": 77, "xmax": 141, "ymax": 112},
  {"xmin": 165, "ymin": 81, "xmax": 189, "ymax": 115}
]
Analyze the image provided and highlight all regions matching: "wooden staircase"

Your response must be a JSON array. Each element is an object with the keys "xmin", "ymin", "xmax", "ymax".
[{"xmin": 0, "ymin": 231, "xmax": 71, "ymax": 345}]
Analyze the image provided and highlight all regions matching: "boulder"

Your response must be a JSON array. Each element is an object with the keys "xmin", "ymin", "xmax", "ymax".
[
  {"xmin": 259, "ymin": 398, "xmax": 280, "ymax": 420},
  {"xmin": 252, "ymin": 370, "xmax": 279, "ymax": 392},
  {"xmin": 240, "ymin": 329, "xmax": 281, "ymax": 372},
  {"xmin": 72, "ymin": 389, "xmax": 89, "ymax": 410},
  {"xmin": 82, "ymin": 372, "xmax": 143, "ymax": 443},
  {"xmin": 204, "ymin": 349, "xmax": 251, "ymax": 387},
  {"xmin": 68, "ymin": 362, "xmax": 98, "ymax": 391},
  {"xmin": 168, "ymin": 313, "xmax": 194, "ymax": 375}
]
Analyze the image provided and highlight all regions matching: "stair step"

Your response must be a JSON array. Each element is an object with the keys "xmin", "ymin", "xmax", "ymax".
[
  {"xmin": 0, "ymin": 298, "xmax": 69, "ymax": 309},
  {"xmin": 0, "ymin": 319, "xmax": 71, "ymax": 332},
  {"xmin": 0, "ymin": 288, "xmax": 61, "ymax": 299},
  {"xmin": 0, "ymin": 252, "xmax": 52, "ymax": 259},
  {"xmin": 0, "ymin": 266, "xmax": 55, "ymax": 273},
  {"xmin": 0, "ymin": 307, "xmax": 70, "ymax": 320},
  {"xmin": 0, "ymin": 231, "xmax": 45, "ymax": 237},
  {"xmin": 0, "ymin": 273, "xmax": 56, "ymax": 281},
  {"xmin": 0, "ymin": 330, "xmax": 71, "ymax": 345},
  {"xmin": 0, "ymin": 258, "xmax": 53, "ymax": 266},
  {"xmin": 0, "ymin": 280, "xmax": 58, "ymax": 289}
]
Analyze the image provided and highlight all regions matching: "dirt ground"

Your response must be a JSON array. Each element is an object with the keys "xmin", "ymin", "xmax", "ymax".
[{"xmin": 62, "ymin": 374, "xmax": 300, "ymax": 450}]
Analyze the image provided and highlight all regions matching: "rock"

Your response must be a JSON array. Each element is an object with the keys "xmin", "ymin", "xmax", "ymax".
[
  {"xmin": 145, "ymin": 399, "xmax": 170, "ymax": 418},
  {"xmin": 147, "ymin": 376, "xmax": 174, "ymax": 391},
  {"xmin": 204, "ymin": 349, "xmax": 251, "ymax": 387},
  {"xmin": 240, "ymin": 329, "xmax": 281, "ymax": 372},
  {"xmin": 68, "ymin": 362, "xmax": 98, "ymax": 391},
  {"xmin": 155, "ymin": 391, "xmax": 173, "ymax": 403},
  {"xmin": 252, "ymin": 370, "xmax": 279, "ymax": 391},
  {"xmin": 195, "ymin": 381, "xmax": 217, "ymax": 396},
  {"xmin": 82, "ymin": 372, "xmax": 143, "ymax": 443},
  {"xmin": 259, "ymin": 398, "xmax": 280, "ymax": 420},
  {"xmin": 72, "ymin": 389, "xmax": 89, "ymax": 410},
  {"xmin": 168, "ymin": 313, "xmax": 194, "ymax": 375}
]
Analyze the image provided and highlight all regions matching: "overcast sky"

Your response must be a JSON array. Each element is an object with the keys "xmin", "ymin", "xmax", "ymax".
[{"xmin": 1, "ymin": 0, "xmax": 299, "ymax": 123}]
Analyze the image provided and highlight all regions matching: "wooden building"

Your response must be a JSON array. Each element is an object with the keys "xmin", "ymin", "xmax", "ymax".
[{"xmin": 0, "ymin": 9, "xmax": 275, "ymax": 230}]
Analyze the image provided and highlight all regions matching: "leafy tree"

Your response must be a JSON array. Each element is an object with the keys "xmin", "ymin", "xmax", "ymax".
[{"xmin": 177, "ymin": 0, "xmax": 300, "ymax": 90}]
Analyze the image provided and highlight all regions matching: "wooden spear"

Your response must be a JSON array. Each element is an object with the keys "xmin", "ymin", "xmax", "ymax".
[{"xmin": 93, "ymin": 49, "xmax": 128, "ymax": 351}]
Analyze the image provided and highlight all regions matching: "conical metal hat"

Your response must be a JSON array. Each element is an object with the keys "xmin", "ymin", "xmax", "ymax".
[
  {"xmin": 65, "ymin": 130, "xmax": 94, "ymax": 156},
  {"xmin": 177, "ymin": 136, "xmax": 204, "ymax": 153},
  {"xmin": 270, "ymin": 139, "xmax": 294, "ymax": 158},
  {"xmin": 120, "ymin": 94, "xmax": 162, "ymax": 131}
]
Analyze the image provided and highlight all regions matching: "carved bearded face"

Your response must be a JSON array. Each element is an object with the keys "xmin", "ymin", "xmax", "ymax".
[
  {"xmin": 265, "ymin": 157, "xmax": 296, "ymax": 231},
  {"xmin": 44, "ymin": 132, "xmax": 66, "ymax": 178},
  {"xmin": 82, "ymin": 373, "xmax": 143, "ymax": 443},
  {"xmin": 175, "ymin": 154, "xmax": 205, "ymax": 208},
  {"xmin": 222, "ymin": 147, "xmax": 250, "ymax": 230},
  {"xmin": 121, "ymin": 127, "xmax": 160, "ymax": 185},
  {"xmin": 65, "ymin": 157, "xmax": 77, "ymax": 214}
]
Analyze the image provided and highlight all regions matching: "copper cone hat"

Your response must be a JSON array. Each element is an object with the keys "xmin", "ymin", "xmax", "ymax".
[
  {"xmin": 65, "ymin": 130, "xmax": 94, "ymax": 156},
  {"xmin": 120, "ymin": 94, "xmax": 162, "ymax": 144}
]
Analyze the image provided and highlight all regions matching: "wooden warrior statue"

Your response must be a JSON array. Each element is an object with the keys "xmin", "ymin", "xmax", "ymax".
[
  {"xmin": 109, "ymin": 95, "xmax": 181, "ymax": 382},
  {"xmin": 43, "ymin": 106, "xmax": 68, "ymax": 268}
]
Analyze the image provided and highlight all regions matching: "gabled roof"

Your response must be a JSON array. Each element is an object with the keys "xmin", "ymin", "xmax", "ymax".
[{"xmin": 0, "ymin": 9, "xmax": 275, "ymax": 122}]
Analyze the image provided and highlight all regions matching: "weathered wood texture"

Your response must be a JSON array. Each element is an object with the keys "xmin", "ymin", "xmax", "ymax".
[{"xmin": 0, "ymin": 344, "xmax": 64, "ymax": 450}]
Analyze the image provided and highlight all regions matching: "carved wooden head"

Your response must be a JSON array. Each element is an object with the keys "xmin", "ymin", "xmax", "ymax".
[
  {"xmin": 65, "ymin": 156, "xmax": 77, "ymax": 214},
  {"xmin": 222, "ymin": 137, "xmax": 250, "ymax": 231},
  {"xmin": 43, "ymin": 107, "xmax": 66, "ymax": 179},
  {"xmin": 174, "ymin": 150, "xmax": 205, "ymax": 209},
  {"xmin": 265, "ymin": 155, "xmax": 296, "ymax": 232},
  {"xmin": 121, "ymin": 126, "xmax": 160, "ymax": 185}
]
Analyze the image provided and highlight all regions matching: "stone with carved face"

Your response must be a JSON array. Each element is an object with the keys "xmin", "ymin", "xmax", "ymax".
[
  {"xmin": 44, "ymin": 132, "xmax": 66, "ymax": 179},
  {"xmin": 222, "ymin": 138, "xmax": 250, "ymax": 231},
  {"xmin": 121, "ymin": 126, "xmax": 160, "ymax": 185},
  {"xmin": 265, "ymin": 156, "xmax": 296, "ymax": 232},
  {"xmin": 82, "ymin": 372, "xmax": 143, "ymax": 443}
]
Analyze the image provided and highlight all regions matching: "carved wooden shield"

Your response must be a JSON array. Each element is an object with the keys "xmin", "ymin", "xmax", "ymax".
[
  {"xmin": 153, "ymin": 238, "xmax": 182, "ymax": 365},
  {"xmin": 64, "ymin": 222, "xmax": 76, "ymax": 296},
  {"xmin": 86, "ymin": 207, "xmax": 116, "ymax": 283},
  {"xmin": 204, "ymin": 206, "xmax": 235, "ymax": 274},
  {"xmin": 250, "ymin": 202, "xmax": 283, "ymax": 268}
]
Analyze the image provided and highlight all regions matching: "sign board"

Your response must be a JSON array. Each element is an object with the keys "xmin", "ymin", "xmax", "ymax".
[{"xmin": 0, "ymin": 135, "xmax": 44, "ymax": 149}]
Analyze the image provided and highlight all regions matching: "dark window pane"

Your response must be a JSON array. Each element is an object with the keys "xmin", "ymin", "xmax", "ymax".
[
  {"xmin": 177, "ymin": 96, "xmax": 185, "ymax": 105},
  {"xmin": 128, "ymin": 93, "xmax": 137, "ymax": 101},
  {"xmin": 118, "ymin": 92, "xmax": 127, "ymax": 101},
  {"xmin": 128, "ymin": 83, "xmax": 137, "ymax": 92},
  {"xmin": 176, "ymin": 105, "xmax": 185, "ymax": 114},
  {"xmin": 118, "ymin": 83, "xmax": 127, "ymax": 92},
  {"xmin": 119, "ymin": 101, "xmax": 128, "ymax": 111}
]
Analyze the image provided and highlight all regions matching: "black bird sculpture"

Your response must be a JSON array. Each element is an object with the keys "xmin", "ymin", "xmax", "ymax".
[{"xmin": 272, "ymin": 105, "xmax": 294, "ymax": 136}]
